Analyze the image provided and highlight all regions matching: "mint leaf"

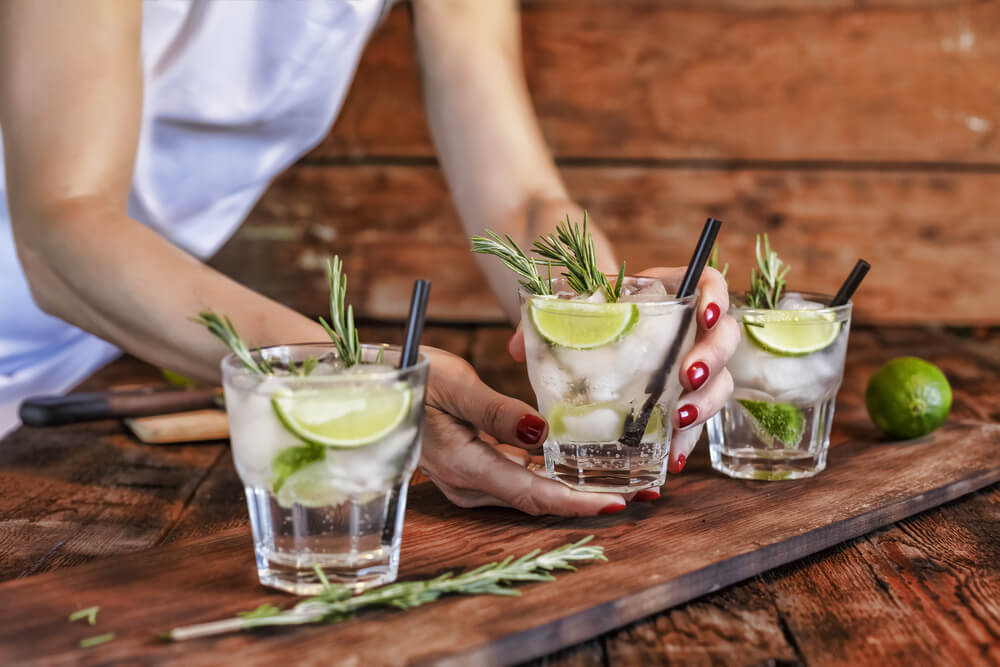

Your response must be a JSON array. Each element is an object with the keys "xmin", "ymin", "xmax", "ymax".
[{"xmin": 271, "ymin": 444, "xmax": 325, "ymax": 493}]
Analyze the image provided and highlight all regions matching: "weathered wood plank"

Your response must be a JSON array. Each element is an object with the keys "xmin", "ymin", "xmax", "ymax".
[
  {"xmin": 601, "ymin": 578, "xmax": 800, "ymax": 666},
  {"xmin": 1, "ymin": 418, "xmax": 997, "ymax": 665},
  {"xmin": 319, "ymin": 1, "xmax": 1000, "ymax": 162},
  {"xmin": 209, "ymin": 166, "xmax": 1000, "ymax": 325},
  {"xmin": 0, "ymin": 370, "xmax": 228, "ymax": 580},
  {"xmin": 763, "ymin": 483, "xmax": 1000, "ymax": 666}
]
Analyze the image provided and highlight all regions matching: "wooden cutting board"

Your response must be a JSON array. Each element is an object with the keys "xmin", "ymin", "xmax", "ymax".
[{"xmin": 1, "ymin": 417, "xmax": 998, "ymax": 666}]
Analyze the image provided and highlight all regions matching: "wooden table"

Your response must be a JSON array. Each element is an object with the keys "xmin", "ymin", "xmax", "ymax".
[{"xmin": 1, "ymin": 325, "xmax": 998, "ymax": 665}]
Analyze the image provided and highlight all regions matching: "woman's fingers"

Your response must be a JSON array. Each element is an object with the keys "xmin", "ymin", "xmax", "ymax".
[
  {"xmin": 437, "ymin": 443, "xmax": 628, "ymax": 516},
  {"xmin": 638, "ymin": 266, "xmax": 730, "ymax": 331},
  {"xmin": 678, "ymin": 313, "xmax": 741, "ymax": 391},
  {"xmin": 668, "ymin": 423, "xmax": 703, "ymax": 473},
  {"xmin": 424, "ymin": 349, "xmax": 547, "ymax": 448},
  {"xmin": 507, "ymin": 324, "xmax": 526, "ymax": 363},
  {"xmin": 673, "ymin": 368, "xmax": 734, "ymax": 431}
]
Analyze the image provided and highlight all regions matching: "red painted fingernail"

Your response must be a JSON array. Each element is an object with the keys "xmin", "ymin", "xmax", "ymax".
[
  {"xmin": 634, "ymin": 489, "xmax": 660, "ymax": 502},
  {"xmin": 704, "ymin": 302, "xmax": 721, "ymax": 329},
  {"xmin": 516, "ymin": 414, "xmax": 546, "ymax": 445},
  {"xmin": 677, "ymin": 404, "xmax": 698, "ymax": 428},
  {"xmin": 686, "ymin": 361, "xmax": 709, "ymax": 391},
  {"xmin": 599, "ymin": 503, "xmax": 628, "ymax": 515},
  {"xmin": 677, "ymin": 454, "xmax": 687, "ymax": 472}
]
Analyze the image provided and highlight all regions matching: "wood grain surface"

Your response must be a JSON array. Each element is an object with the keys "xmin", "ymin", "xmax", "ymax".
[
  {"xmin": 0, "ymin": 327, "xmax": 998, "ymax": 666},
  {"xmin": 319, "ymin": 1, "xmax": 1000, "ymax": 162},
  {"xmin": 209, "ymin": 165, "xmax": 1000, "ymax": 325}
]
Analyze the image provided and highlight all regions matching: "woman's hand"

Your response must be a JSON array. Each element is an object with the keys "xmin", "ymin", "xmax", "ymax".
[
  {"xmin": 417, "ymin": 348, "xmax": 629, "ymax": 516},
  {"xmin": 508, "ymin": 266, "xmax": 739, "ymax": 476}
]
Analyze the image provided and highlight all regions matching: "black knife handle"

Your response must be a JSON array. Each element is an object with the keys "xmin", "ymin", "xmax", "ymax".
[
  {"xmin": 18, "ymin": 388, "xmax": 221, "ymax": 426},
  {"xmin": 19, "ymin": 393, "xmax": 112, "ymax": 426}
]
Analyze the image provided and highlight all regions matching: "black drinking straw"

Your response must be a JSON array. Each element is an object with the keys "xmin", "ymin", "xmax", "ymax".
[
  {"xmin": 620, "ymin": 218, "xmax": 723, "ymax": 447},
  {"xmin": 399, "ymin": 280, "xmax": 431, "ymax": 369},
  {"xmin": 829, "ymin": 259, "xmax": 870, "ymax": 307}
]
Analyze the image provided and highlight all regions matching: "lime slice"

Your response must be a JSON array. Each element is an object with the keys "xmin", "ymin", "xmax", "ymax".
[
  {"xmin": 865, "ymin": 357, "xmax": 951, "ymax": 439},
  {"xmin": 275, "ymin": 459, "xmax": 348, "ymax": 508},
  {"xmin": 271, "ymin": 384, "xmax": 411, "ymax": 448},
  {"xmin": 744, "ymin": 310, "xmax": 840, "ymax": 356},
  {"xmin": 737, "ymin": 399, "xmax": 805, "ymax": 448},
  {"xmin": 530, "ymin": 298, "xmax": 638, "ymax": 349}
]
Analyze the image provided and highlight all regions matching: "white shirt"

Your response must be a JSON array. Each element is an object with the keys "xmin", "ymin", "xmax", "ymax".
[{"xmin": 0, "ymin": 0, "xmax": 394, "ymax": 436}]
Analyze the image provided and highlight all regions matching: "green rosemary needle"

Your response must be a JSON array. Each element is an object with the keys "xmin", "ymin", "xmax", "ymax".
[
  {"xmin": 532, "ymin": 213, "xmax": 625, "ymax": 302},
  {"xmin": 318, "ymin": 256, "xmax": 362, "ymax": 367},
  {"xmin": 746, "ymin": 234, "xmax": 789, "ymax": 309},
  {"xmin": 470, "ymin": 231, "xmax": 552, "ymax": 296},
  {"xmin": 164, "ymin": 536, "xmax": 606, "ymax": 642},
  {"xmin": 191, "ymin": 312, "xmax": 273, "ymax": 375}
]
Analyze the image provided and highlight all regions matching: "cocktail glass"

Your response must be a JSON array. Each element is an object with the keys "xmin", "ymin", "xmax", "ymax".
[
  {"xmin": 221, "ymin": 343, "xmax": 429, "ymax": 594},
  {"xmin": 520, "ymin": 276, "xmax": 697, "ymax": 493},
  {"xmin": 707, "ymin": 292, "xmax": 852, "ymax": 480}
]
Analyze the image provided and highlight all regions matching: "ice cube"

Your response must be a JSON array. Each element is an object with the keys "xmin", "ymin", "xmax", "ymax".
[
  {"xmin": 558, "ymin": 406, "xmax": 625, "ymax": 442},
  {"xmin": 619, "ymin": 280, "xmax": 668, "ymax": 303},
  {"xmin": 777, "ymin": 293, "xmax": 825, "ymax": 310}
]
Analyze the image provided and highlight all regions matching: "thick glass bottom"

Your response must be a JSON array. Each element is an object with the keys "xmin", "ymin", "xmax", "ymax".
[
  {"xmin": 707, "ymin": 396, "xmax": 835, "ymax": 481},
  {"xmin": 544, "ymin": 439, "xmax": 667, "ymax": 493},
  {"xmin": 245, "ymin": 483, "xmax": 408, "ymax": 595}
]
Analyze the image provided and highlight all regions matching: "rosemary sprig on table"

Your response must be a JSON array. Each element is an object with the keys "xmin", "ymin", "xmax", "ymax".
[
  {"xmin": 746, "ymin": 234, "xmax": 789, "ymax": 309},
  {"xmin": 318, "ymin": 256, "xmax": 362, "ymax": 367},
  {"xmin": 533, "ymin": 213, "xmax": 626, "ymax": 302},
  {"xmin": 163, "ymin": 536, "xmax": 606, "ymax": 642},
  {"xmin": 191, "ymin": 312, "xmax": 273, "ymax": 376},
  {"xmin": 470, "ymin": 231, "xmax": 553, "ymax": 296}
]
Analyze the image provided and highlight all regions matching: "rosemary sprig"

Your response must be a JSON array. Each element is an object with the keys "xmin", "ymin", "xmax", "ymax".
[
  {"xmin": 318, "ymin": 256, "xmax": 362, "ymax": 367},
  {"xmin": 191, "ymin": 312, "xmax": 273, "ymax": 375},
  {"xmin": 746, "ymin": 234, "xmax": 789, "ymax": 309},
  {"xmin": 708, "ymin": 244, "xmax": 729, "ymax": 279},
  {"xmin": 164, "ymin": 536, "xmax": 606, "ymax": 642},
  {"xmin": 532, "ymin": 213, "xmax": 625, "ymax": 302},
  {"xmin": 470, "ymin": 231, "xmax": 552, "ymax": 296}
]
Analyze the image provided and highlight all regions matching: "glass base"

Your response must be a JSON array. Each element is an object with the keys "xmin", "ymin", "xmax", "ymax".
[
  {"xmin": 544, "ymin": 439, "xmax": 667, "ymax": 493},
  {"xmin": 709, "ymin": 446, "xmax": 827, "ymax": 480},
  {"xmin": 256, "ymin": 551, "xmax": 398, "ymax": 596},
  {"xmin": 245, "ymin": 484, "xmax": 407, "ymax": 594},
  {"xmin": 707, "ymin": 396, "xmax": 835, "ymax": 481}
]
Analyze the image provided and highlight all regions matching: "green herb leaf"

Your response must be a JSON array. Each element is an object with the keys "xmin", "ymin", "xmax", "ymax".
[
  {"xmin": 708, "ymin": 244, "xmax": 729, "ymax": 279},
  {"xmin": 191, "ymin": 312, "xmax": 271, "ymax": 376},
  {"xmin": 470, "ymin": 231, "xmax": 552, "ymax": 296},
  {"xmin": 271, "ymin": 444, "xmax": 325, "ymax": 493},
  {"xmin": 532, "ymin": 213, "xmax": 621, "ymax": 301},
  {"xmin": 69, "ymin": 606, "xmax": 100, "ymax": 626},
  {"xmin": 320, "ymin": 256, "xmax": 362, "ymax": 367},
  {"xmin": 746, "ymin": 234, "xmax": 789, "ymax": 309},
  {"xmin": 237, "ymin": 604, "xmax": 283, "ymax": 620},
  {"xmin": 165, "ymin": 536, "xmax": 607, "ymax": 642},
  {"xmin": 80, "ymin": 633, "xmax": 115, "ymax": 649}
]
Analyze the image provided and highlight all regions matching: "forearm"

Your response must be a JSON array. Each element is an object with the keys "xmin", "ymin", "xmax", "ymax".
[
  {"xmin": 412, "ymin": 0, "xmax": 615, "ymax": 320},
  {"xmin": 13, "ymin": 199, "xmax": 324, "ymax": 382}
]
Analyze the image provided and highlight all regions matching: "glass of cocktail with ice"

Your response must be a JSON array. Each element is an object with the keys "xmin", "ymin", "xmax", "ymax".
[
  {"xmin": 222, "ymin": 343, "xmax": 428, "ymax": 594},
  {"xmin": 707, "ymin": 292, "xmax": 851, "ymax": 480},
  {"xmin": 520, "ymin": 276, "xmax": 697, "ymax": 492}
]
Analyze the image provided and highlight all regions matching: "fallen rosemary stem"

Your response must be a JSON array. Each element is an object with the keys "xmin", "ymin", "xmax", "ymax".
[{"xmin": 164, "ymin": 536, "xmax": 606, "ymax": 642}]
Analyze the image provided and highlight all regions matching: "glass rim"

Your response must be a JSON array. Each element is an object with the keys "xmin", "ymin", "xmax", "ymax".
[
  {"xmin": 518, "ymin": 275, "xmax": 699, "ymax": 307},
  {"xmin": 729, "ymin": 290, "xmax": 853, "ymax": 316},
  {"xmin": 221, "ymin": 342, "xmax": 430, "ymax": 383}
]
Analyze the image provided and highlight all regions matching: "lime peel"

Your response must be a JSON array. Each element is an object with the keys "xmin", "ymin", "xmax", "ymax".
[
  {"xmin": 271, "ymin": 384, "xmax": 411, "ymax": 449},
  {"xmin": 743, "ymin": 310, "xmax": 841, "ymax": 357},
  {"xmin": 530, "ymin": 298, "xmax": 638, "ymax": 349}
]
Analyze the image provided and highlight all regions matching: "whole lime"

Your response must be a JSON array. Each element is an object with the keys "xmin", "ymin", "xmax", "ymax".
[{"xmin": 865, "ymin": 357, "xmax": 951, "ymax": 439}]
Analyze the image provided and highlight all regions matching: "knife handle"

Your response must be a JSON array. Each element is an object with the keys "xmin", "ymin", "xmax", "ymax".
[{"xmin": 18, "ymin": 388, "xmax": 222, "ymax": 426}]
